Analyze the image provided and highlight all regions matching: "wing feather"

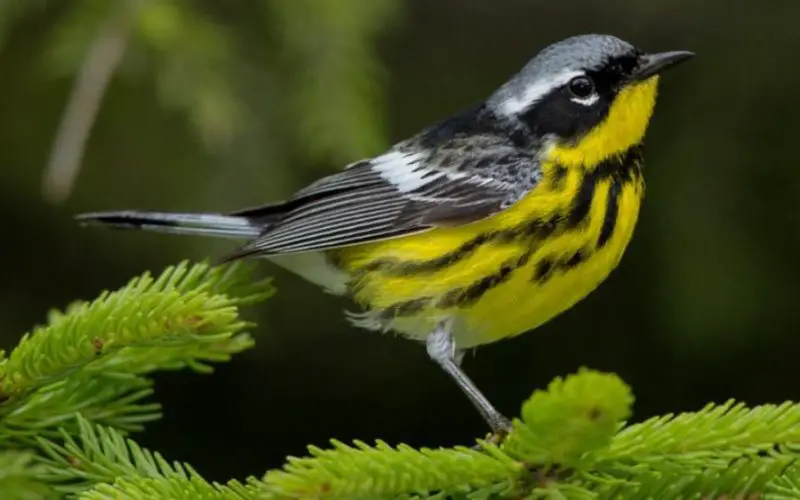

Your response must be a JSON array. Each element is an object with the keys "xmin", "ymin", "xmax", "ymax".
[{"xmin": 221, "ymin": 142, "xmax": 540, "ymax": 260}]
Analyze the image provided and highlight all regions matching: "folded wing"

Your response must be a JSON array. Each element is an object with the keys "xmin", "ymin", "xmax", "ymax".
[{"xmin": 222, "ymin": 143, "xmax": 540, "ymax": 260}]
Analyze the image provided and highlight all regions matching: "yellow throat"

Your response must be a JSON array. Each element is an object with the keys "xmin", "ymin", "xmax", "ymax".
[{"xmin": 548, "ymin": 76, "xmax": 660, "ymax": 168}]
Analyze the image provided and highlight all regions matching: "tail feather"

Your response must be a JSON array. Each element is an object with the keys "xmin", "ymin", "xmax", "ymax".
[{"xmin": 75, "ymin": 211, "xmax": 262, "ymax": 239}]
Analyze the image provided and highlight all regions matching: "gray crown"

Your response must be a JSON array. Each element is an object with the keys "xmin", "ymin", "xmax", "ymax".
[{"xmin": 488, "ymin": 34, "xmax": 637, "ymax": 110}]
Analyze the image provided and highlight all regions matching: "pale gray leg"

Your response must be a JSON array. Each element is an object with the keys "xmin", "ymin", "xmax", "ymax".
[{"xmin": 426, "ymin": 321, "xmax": 511, "ymax": 433}]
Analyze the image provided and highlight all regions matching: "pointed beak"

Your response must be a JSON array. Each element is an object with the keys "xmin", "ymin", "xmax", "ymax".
[{"xmin": 631, "ymin": 50, "xmax": 695, "ymax": 81}]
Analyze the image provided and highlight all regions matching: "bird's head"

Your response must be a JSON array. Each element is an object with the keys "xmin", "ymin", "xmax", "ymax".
[{"xmin": 488, "ymin": 34, "xmax": 693, "ymax": 168}]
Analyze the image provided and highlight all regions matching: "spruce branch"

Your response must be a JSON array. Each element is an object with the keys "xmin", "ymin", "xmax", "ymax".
[
  {"xmin": 0, "ymin": 451, "xmax": 56, "ymax": 499},
  {"xmin": 262, "ymin": 440, "xmax": 522, "ymax": 500},
  {"xmin": 35, "ymin": 416, "xmax": 259, "ymax": 499},
  {"xmin": 604, "ymin": 399, "xmax": 800, "ymax": 462},
  {"xmin": 767, "ymin": 461, "xmax": 800, "ymax": 499},
  {"xmin": 260, "ymin": 370, "xmax": 800, "ymax": 499},
  {"xmin": 3, "ymin": 260, "xmax": 800, "ymax": 499},
  {"xmin": 501, "ymin": 368, "xmax": 633, "ymax": 468},
  {"xmin": 32, "ymin": 372, "xmax": 800, "ymax": 499},
  {"xmin": 0, "ymin": 260, "xmax": 272, "ymax": 443}
]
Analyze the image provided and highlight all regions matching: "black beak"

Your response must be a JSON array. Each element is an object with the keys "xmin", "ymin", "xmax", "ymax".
[{"xmin": 631, "ymin": 50, "xmax": 694, "ymax": 81}]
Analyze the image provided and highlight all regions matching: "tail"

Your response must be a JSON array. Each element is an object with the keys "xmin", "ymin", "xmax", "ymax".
[{"xmin": 75, "ymin": 210, "xmax": 262, "ymax": 239}]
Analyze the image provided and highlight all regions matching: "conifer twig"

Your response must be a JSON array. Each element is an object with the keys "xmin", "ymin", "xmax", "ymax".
[
  {"xmin": 0, "ymin": 260, "xmax": 272, "ymax": 445},
  {"xmin": 2, "ymin": 261, "xmax": 800, "ymax": 499}
]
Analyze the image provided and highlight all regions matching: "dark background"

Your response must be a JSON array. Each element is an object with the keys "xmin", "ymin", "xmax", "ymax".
[{"xmin": 1, "ymin": 0, "xmax": 798, "ymax": 483}]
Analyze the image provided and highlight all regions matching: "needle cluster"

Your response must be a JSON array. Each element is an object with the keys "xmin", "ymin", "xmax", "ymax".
[{"xmin": 0, "ymin": 262, "xmax": 799, "ymax": 500}]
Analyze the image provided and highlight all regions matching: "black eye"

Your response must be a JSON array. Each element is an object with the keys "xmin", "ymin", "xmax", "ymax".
[{"xmin": 568, "ymin": 76, "xmax": 595, "ymax": 98}]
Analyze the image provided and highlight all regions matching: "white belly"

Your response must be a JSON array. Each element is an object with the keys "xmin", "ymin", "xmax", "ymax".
[{"xmin": 266, "ymin": 252, "xmax": 349, "ymax": 296}]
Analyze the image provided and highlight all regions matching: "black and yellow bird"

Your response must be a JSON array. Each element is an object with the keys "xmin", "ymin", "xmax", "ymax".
[{"xmin": 78, "ymin": 34, "xmax": 694, "ymax": 433}]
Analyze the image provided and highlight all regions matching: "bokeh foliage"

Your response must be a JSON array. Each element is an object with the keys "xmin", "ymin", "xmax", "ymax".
[
  {"xmin": 1, "ymin": 0, "xmax": 799, "ymax": 491},
  {"xmin": 0, "ymin": 0, "xmax": 399, "ymax": 202}
]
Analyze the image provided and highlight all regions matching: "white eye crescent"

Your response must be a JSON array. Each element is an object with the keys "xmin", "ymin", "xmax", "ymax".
[
  {"xmin": 567, "ymin": 75, "xmax": 598, "ymax": 106},
  {"xmin": 570, "ymin": 94, "xmax": 600, "ymax": 106}
]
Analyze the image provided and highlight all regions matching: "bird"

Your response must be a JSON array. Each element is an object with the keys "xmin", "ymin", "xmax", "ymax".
[{"xmin": 77, "ymin": 34, "xmax": 694, "ymax": 434}]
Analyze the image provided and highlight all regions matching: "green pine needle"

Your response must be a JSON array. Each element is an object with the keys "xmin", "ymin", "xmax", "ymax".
[
  {"xmin": 0, "ymin": 451, "xmax": 55, "ymax": 499},
  {"xmin": 766, "ymin": 461, "xmax": 800, "ymax": 499},
  {"xmin": 3, "ymin": 260, "xmax": 800, "ymax": 499},
  {"xmin": 0, "ymin": 260, "xmax": 272, "ymax": 442},
  {"xmin": 262, "ymin": 440, "xmax": 522, "ymax": 499},
  {"xmin": 35, "ymin": 416, "xmax": 258, "ymax": 499},
  {"xmin": 1, "ymin": 260, "xmax": 271, "ymax": 396},
  {"xmin": 606, "ymin": 399, "xmax": 800, "ymax": 462},
  {"xmin": 502, "ymin": 368, "xmax": 633, "ymax": 468},
  {"xmin": 261, "ymin": 370, "xmax": 800, "ymax": 499}
]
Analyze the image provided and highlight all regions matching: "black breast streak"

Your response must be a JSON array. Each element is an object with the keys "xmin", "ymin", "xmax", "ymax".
[
  {"xmin": 436, "ymin": 251, "xmax": 533, "ymax": 309},
  {"xmin": 352, "ymin": 146, "xmax": 643, "ymax": 312},
  {"xmin": 595, "ymin": 146, "xmax": 642, "ymax": 248},
  {"xmin": 566, "ymin": 167, "xmax": 600, "ymax": 228},
  {"xmin": 550, "ymin": 165, "xmax": 568, "ymax": 190},
  {"xmin": 379, "ymin": 297, "xmax": 431, "ymax": 320},
  {"xmin": 564, "ymin": 250, "xmax": 586, "ymax": 269},
  {"xmin": 354, "ymin": 211, "xmax": 564, "ymax": 282},
  {"xmin": 352, "ymin": 150, "xmax": 638, "ymax": 281},
  {"xmin": 531, "ymin": 147, "xmax": 644, "ymax": 285},
  {"xmin": 533, "ymin": 258, "xmax": 554, "ymax": 282},
  {"xmin": 532, "ymin": 249, "xmax": 587, "ymax": 285},
  {"xmin": 568, "ymin": 145, "xmax": 643, "ymax": 229},
  {"xmin": 597, "ymin": 175, "xmax": 621, "ymax": 248},
  {"xmin": 354, "ymin": 232, "xmax": 493, "ymax": 278}
]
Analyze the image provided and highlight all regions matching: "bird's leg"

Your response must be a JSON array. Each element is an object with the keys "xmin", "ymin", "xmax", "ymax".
[{"xmin": 426, "ymin": 321, "xmax": 512, "ymax": 435}]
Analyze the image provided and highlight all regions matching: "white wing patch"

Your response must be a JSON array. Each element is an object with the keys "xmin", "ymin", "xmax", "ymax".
[
  {"xmin": 370, "ymin": 150, "xmax": 475, "ymax": 196},
  {"xmin": 370, "ymin": 151, "xmax": 436, "ymax": 193},
  {"xmin": 499, "ymin": 69, "xmax": 585, "ymax": 116}
]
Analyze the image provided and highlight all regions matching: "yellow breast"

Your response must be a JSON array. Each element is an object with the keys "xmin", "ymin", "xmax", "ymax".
[
  {"xmin": 448, "ymin": 162, "xmax": 644, "ymax": 347},
  {"xmin": 333, "ymin": 154, "xmax": 644, "ymax": 348}
]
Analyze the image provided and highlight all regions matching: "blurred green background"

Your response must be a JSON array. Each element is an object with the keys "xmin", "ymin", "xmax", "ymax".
[{"xmin": 1, "ymin": 0, "xmax": 798, "ymax": 483}]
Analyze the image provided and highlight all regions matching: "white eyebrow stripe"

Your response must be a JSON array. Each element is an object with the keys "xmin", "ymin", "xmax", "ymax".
[{"xmin": 498, "ymin": 69, "xmax": 585, "ymax": 116}]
